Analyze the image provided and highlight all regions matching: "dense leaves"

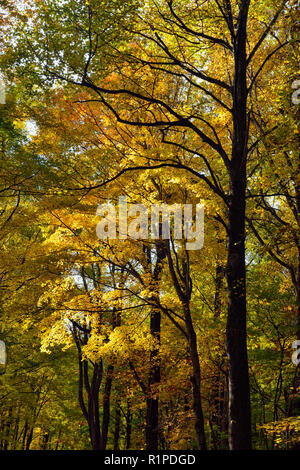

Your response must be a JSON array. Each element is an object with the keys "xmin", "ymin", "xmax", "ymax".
[{"xmin": 0, "ymin": 0, "xmax": 299, "ymax": 451}]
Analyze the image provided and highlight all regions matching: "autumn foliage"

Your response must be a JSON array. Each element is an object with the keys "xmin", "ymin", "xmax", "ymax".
[{"xmin": 0, "ymin": 0, "xmax": 299, "ymax": 451}]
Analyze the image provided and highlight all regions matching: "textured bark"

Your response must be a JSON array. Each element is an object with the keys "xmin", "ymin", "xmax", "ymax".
[
  {"xmin": 183, "ymin": 303, "xmax": 207, "ymax": 450},
  {"xmin": 145, "ymin": 242, "xmax": 165, "ymax": 450},
  {"xmin": 87, "ymin": 361, "xmax": 102, "ymax": 450},
  {"xmin": 226, "ymin": 0, "xmax": 252, "ymax": 450},
  {"xmin": 102, "ymin": 364, "xmax": 114, "ymax": 449},
  {"xmin": 113, "ymin": 400, "xmax": 121, "ymax": 450},
  {"xmin": 73, "ymin": 322, "xmax": 104, "ymax": 450},
  {"xmin": 125, "ymin": 399, "xmax": 132, "ymax": 450},
  {"xmin": 2, "ymin": 407, "xmax": 13, "ymax": 450},
  {"xmin": 146, "ymin": 307, "xmax": 161, "ymax": 450},
  {"xmin": 296, "ymin": 182, "xmax": 300, "ymax": 343},
  {"xmin": 214, "ymin": 263, "xmax": 224, "ymax": 318}
]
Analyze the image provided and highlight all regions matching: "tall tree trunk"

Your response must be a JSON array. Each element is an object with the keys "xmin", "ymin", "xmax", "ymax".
[
  {"xmin": 165, "ymin": 238, "xmax": 207, "ymax": 450},
  {"xmin": 25, "ymin": 427, "xmax": 33, "ymax": 450},
  {"xmin": 3, "ymin": 407, "xmax": 13, "ymax": 450},
  {"xmin": 12, "ymin": 405, "xmax": 20, "ymax": 450},
  {"xmin": 125, "ymin": 399, "xmax": 132, "ymax": 450},
  {"xmin": 113, "ymin": 399, "xmax": 121, "ymax": 450},
  {"xmin": 146, "ymin": 306, "xmax": 161, "ymax": 450},
  {"xmin": 145, "ymin": 242, "xmax": 165, "ymax": 450},
  {"xmin": 21, "ymin": 420, "xmax": 28, "ymax": 450},
  {"xmin": 102, "ymin": 364, "xmax": 114, "ymax": 450},
  {"xmin": 87, "ymin": 361, "xmax": 103, "ymax": 450},
  {"xmin": 184, "ymin": 303, "xmax": 207, "ymax": 450},
  {"xmin": 296, "ymin": 182, "xmax": 300, "ymax": 343},
  {"xmin": 73, "ymin": 321, "xmax": 103, "ymax": 451},
  {"xmin": 214, "ymin": 263, "xmax": 224, "ymax": 318},
  {"xmin": 226, "ymin": 0, "xmax": 252, "ymax": 450}
]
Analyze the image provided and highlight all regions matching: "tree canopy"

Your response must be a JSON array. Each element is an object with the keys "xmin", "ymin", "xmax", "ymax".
[{"xmin": 0, "ymin": 0, "xmax": 299, "ymax": 451}]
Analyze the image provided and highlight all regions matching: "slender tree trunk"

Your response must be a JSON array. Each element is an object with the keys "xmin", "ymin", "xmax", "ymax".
[
  {"xmin": 102, "ymin": 364, "xmax": 114, "ymax": 450},
  {"xmin": 145, "ymin": 242, "xmax": 165, "ymax": 450},
  {"xmin": 214, "ymin": 263, "xmax": 224, "ymax": 318},
  {"xmin": 55, "ymin": 428, "xmax": 62, "ymax": 450},
  {"xmin": 184, "ymin": 303, "xmax": 207, "ymax": 450},
  {"xmin": 12, "ymin": 406, "xmax": 20, "ymax": 450},
  {"xmin": 125, "ymin": 399, "xmax": 132, "ymax": 450},
  {"xmin": 21, "ymin": 420, "xmax": 28, "ymax": 450},
  {"xmin": 296, "ymin": 183, "xmax": 300, "ymax": 343},
  {"xmin": 146, "ymin": 306, "xmax": 161, "ymax": 450},
  {"xmin": 73, "ymin": 322, "xmax": 103, "ymax": 451},
  {"xmin": 226, "ymin": 0, "xmax": 252, "ymax": 450},
  {"xmin": 165, "ymin": 238, "xmax": 206, "ymax": 449},
  {"xmin": 41, "ymin": 431, "xmax": 49, "ymax": 450},
  {"xmin": 25, "ymin": 427, "xmax": 33, "ymax": 450},
  {"xmin": 221, "ymin": 374, "xmax": 229, "ymax": 448},
  {"xmin": 3, "ymin": 407, "xmax": 12, "ymax": 450},
  {"xmin": 113, "ymin": 399, "xmax": 121, "ymax": 450},
  {"xmin": 88, "ymin": 361, "xmax": 103, "ymax": 450}
]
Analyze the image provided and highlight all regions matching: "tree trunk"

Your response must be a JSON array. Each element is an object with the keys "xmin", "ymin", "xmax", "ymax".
[
  {"xmin": 126, "ymin": 399, "xmax": 132, "ymax": 450},
  {"xmin": 102, "ymin": 364, "xmax": 114, "ymax": 449},
  {"xmin": 3, "ymin": 407, "xmax": 13, "ymax": 450},
  {"xmin": 12, "ymin": 406, "xmax": 20, "ymax": 450},
  {"xmin": 165, "ymin": 238, "xmax": 206, "ymax": 450},
  {"xmin": 146, "ymin": 306, "xmax": 161, "ymax": 450},
  {"xmin": 21, "ymin": 421, "xmax": 28, "ymax": 450},
  {"xmin": 226, "ymin": 0, "xmax": 252, "ymax": 450},
  {"xmin": 145, "ymin": 242, "xmax": 165, "ymax": 450},
  {"xmin": 296, "ymin": 181, "xmax": 300, "ymax": 343},
  {"xmin": 88, "ymin": 361, "xmax": 103, "ymax": 450},
  {"xmin": 25, "ymin": 427, "xmax": 33, "ymax": 450},
  {"xmin": 113, "ymin": 399, "xmax": 121, "ymax": 450},
  {"xmin": 214, "ymin": 263, "xmax": 224, "ymax": 318},
  {"xmin": 184, "ymin": 303, "xmax": 207, "ymax": 450}
]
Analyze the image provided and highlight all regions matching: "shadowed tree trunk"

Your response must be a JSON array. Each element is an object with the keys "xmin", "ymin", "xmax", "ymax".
[
  {"xmin": 146, "ymin": 304, "xmax": 161, "ymax": 450},
  {"xmin": 145, "ymin": 242, "xmax": 166, "ymax": 450},
  {"xmin": 126, "ymin": 399, "xmax": 132, "ymax": 450},
  {"xmin": 113, "ymin": 399, "xmax": 121, "ymax": 450},
  {"xmin": 102, "ymin": 364, "xmax": 114, "ymax": 449},
  {"xmin": 225, "ymin": 0, "xmax": 252, "ymax": 450},
  {"xmin": 183, "ymin": 302, "xmax": 207, "ymax": 450},
  {"xmin": 165, "ymin": 238, "xmax": 207, "ymax": 450}
]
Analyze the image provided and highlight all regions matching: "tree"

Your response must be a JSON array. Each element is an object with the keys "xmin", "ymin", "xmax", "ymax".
[{"xmin": 0, "ymin": 0, "xmax": 297, "ymax": 450}]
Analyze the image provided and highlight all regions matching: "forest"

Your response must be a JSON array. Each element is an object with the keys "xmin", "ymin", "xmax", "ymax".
[{"xmin": 0, "ymin": 0, "xmax": 299, "ymax": 452}]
